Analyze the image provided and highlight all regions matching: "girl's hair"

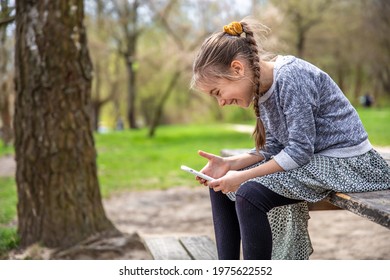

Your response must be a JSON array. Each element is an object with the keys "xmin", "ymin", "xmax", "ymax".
[{"xmin": 191, "ymin": 18, "xmax": 270, "ymax": 151}]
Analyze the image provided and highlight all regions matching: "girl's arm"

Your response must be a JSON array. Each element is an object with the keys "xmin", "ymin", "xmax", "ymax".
[
  {"xmin": 208, "ymin": 159, "xmax": 284, "ymax": 193},
  {"xmin": 237, "ymin": 158, "xmax": 283, "ymax": 180},
  {"xmin": 224, "ymin": 152, "xmax": 265, "ymax": 170},
  {"xmin": 197, "ymin": 150, "xmax": 264, "ymax": 184}
]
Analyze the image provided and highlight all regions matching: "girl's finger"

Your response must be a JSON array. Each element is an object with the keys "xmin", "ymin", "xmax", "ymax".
[
  {"xmin": 196, "ymin": 177, "xmax": 206, "ymax": 184},
  {"xmin": 198, "ymin": 150, "xmax": 217, "ymax": 161},
  {"xmin": 208, "ymin": 179, "xmax": 220, "ymax": 188}
]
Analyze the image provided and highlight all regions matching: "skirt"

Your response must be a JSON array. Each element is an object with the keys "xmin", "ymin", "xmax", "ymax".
[
  {"xmin": 251, "ymin": 149, "xmax": 390, "ymax": 203},
  {"xmin": 242, "ymin": 149, "xmax": 390, "ymax": 259}
]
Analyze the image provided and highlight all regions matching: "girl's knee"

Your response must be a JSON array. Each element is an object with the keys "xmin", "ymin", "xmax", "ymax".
[
  {"xmin": 236, "ymin": 180, "xmax": 261, "ymax": 198},
  {"xmin": 236, "ymin": 181, "xmax": 269, "ymax": 213},
  {"xmin": 236, "ymin": 180, "xmax": 302, "ymax": 213}
]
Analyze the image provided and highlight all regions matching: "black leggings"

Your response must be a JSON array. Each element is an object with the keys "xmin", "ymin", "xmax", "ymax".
[{"xmin": 209, "ymin": 180, "xmax": 301, "ymax": 260}]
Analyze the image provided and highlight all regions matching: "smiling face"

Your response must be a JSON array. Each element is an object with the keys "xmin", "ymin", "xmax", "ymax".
[
  {"xmin": 198, "ymin": 59, "xmax": 255, "ymax": 108},
  {"xmin": 202, "ymin": 77, "xmax": 254, "ymax": 108}
]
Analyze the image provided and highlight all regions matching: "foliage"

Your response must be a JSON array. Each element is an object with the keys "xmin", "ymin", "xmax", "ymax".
[{"xmin": 2, "ymin": 1, "xmax": 390, "ymax": 135}]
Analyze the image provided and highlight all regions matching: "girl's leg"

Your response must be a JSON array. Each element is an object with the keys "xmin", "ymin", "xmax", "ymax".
[
  {"xmin": 209, "ymin": 188, "xmax": 241, "ymax": 259},
  {"xmin": 235, "ymin": 181, "xmax": 302, "ymax": 260}
]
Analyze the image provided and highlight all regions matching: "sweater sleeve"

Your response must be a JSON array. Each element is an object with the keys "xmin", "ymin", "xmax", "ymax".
[
  {"xmin": 249, "ymin": 129, "xmax": 284, "ymax": 160},
  {"xmin": 272, "ymin": 72, "xmax": 317, "ymax": 170}
]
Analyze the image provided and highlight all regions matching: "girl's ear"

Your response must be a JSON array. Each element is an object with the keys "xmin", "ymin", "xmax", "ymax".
[{"xmin": 230, "ymin": 60, "xmax": 245, "ymax": 76}]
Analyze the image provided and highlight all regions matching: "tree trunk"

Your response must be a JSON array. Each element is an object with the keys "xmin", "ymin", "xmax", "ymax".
[
  {"xmin": 148, "ymin": 71, "xmax": 181, "ymax": 137},
  {"xmin": 113, "ymin": 0, "xmax": 140, "ymax": 129},
  {"xmin": 126, "ymin": 56, "xmax": 138, "ymax": 129},
  {"xmin": 353, "ymin": 63, "xmax": 363, "ymax": 105},
  {"xmin": 14, "ymin": 0, "xmax": 118, "ymax": 248},
  {"xmin": 0, "ymin": 85, "xmax": 12, "ymax": 145}
]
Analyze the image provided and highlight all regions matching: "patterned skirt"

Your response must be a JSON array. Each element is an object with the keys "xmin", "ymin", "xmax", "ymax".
[{"xmin": 242, "ymin": 149, "xmax": 390, "ymax": 259}]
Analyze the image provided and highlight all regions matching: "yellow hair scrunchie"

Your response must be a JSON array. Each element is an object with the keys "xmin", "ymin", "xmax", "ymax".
[{"xmin": 223, "ymin": 21, "xmax": 243, "ymax": 36}]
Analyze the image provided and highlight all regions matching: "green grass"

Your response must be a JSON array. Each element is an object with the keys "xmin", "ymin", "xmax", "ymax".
[
  {"xmin": 356, "ymin": 107, "xmax": 390, "ymax": 147},
  {"xmin": 95, "ymin": 124, "xmax": 253, "ymax": 196},
  {"xmin": 0, "ymin": 142, "xmax": 13, "ymax": 158},
  {"xmin": 0, "ymin": 178, "xmax": 17, "ymax": 224},
  {"xmin": 0, "ymin": 227, "xmax": 18, "ymax": 259},
  {"xmin": 0, "ymin": 178, "xmax": 18, "ymax": 258}
]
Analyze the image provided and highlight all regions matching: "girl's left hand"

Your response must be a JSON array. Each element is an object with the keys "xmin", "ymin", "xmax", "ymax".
[{"xmin": 208, "ymin": 170, "xmax": 244, "ymax": 194}]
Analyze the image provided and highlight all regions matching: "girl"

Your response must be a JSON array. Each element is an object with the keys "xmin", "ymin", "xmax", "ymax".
[{"xmin": 191, "ymin": 19, "xmax": 390, "ymax": 260}]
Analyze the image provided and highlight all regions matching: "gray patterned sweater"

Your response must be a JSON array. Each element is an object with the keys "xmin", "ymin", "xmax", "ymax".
[{"xmin": 253, "ymin": 55, "xmax": 372, "ymax": 171}]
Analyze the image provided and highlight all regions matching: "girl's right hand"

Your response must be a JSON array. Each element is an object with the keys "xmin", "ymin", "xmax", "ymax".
[{"xmin": 197, "ymin": 150, "xmax": 230, "ymax": 185}]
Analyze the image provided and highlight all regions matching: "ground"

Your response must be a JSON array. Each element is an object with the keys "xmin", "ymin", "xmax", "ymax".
[
  {"xmin": 103, "ymin": 186, "xmax": 390, "ymax": 260},
  {"xmin": 1, "ymin": 148, "xmax": 390, "ymax": 260}
]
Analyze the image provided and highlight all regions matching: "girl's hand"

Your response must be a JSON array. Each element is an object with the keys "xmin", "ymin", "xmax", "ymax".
[
  {"xmin": 208, "ymin": 170, "xmax": 244, "ymax": 194},
  {"xmin": 196, "ymin": 150, "xmax": 230, "ymax": 185}
]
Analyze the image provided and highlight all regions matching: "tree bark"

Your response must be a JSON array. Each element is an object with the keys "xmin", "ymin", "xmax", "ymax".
[{"xmin": 14, "ymin": 0, "xmax": 118, "ymax": 248}]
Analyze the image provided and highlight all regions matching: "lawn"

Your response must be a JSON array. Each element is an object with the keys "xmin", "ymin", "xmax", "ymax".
[
  {"xmin": 95, "ymin": 124, "xmax": 254, "ymax": 196},
  {"xmin": 356, "ymin": 107, "xmax": 390, "ymax": 147},
  {"xmin": 0, "ymin": 178, "xmax": 18, "ymax": 258}
]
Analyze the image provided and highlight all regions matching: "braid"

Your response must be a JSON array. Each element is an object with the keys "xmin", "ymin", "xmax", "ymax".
[{"xmin": 240, "ymin": 21, "xmax": 266, "ymax": 151}]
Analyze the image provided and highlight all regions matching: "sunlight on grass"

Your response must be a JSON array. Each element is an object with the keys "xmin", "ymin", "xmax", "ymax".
[
  {"xmin": 357, "ymin": 107, "xmax": 390, "ymax": 147},
  {"xmin": 95, "ymin": 124, "xmax": 253, "ymax": 196},
  {"xmin": 0, "ymin": 178, "xmax": 17, "ymax": 225},
  {"xmin": 0, "ymin": 178, "xmax": 19, "ymax": 257},
  {"xmin": 0, "ymin": 142, "xmax": 13, "ymax": 158}
]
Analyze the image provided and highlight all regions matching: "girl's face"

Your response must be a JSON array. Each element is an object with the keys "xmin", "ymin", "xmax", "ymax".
[{"xmin": 200, "ymin": 60, "xmax": 255, "ymax": 108}]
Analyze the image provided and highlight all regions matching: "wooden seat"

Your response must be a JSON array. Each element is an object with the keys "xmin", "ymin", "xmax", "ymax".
[{"xmin": 143, "ymin": 235, "xmax": 218, "ymax": 260}]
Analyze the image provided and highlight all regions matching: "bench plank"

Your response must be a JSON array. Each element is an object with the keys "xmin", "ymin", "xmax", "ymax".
[
  {"xmin": 143, "ymin": 235, "xmax": 218, "ymax": 260},
  {"xmin": 144, "ymin": 236, "xmax": 191, "ymax": 260},
  {"xmin": 327, "ymin": 190, "xmax": 390, "ymax": 229},
  {"xmin": 179, "ymin": 236, "xmax": 218, "ymax": 260}
]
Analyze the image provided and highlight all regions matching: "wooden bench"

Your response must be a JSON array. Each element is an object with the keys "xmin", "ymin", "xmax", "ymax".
[
  {"xmin": 143, "ymin": 235, "xmax": 218, "ymax": 260},
  {"xmin": 221, "ymin": 149, "xmax": 390, "ymax": 229}
]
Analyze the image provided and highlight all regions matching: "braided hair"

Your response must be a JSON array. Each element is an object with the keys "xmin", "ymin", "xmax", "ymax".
[{"xmin": 240, "ymin": 21, "xmax": 266, "ymax": 151}]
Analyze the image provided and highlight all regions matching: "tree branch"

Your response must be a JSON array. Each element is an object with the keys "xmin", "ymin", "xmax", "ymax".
[{"xmin": 0, "ymin": 15, "xmax": 14, "ymax": 27}]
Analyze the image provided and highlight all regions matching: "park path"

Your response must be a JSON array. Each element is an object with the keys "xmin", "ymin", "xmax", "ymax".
[{"xmin": 0, "ymin": 154, "xmax": 16, "ymax": 177}]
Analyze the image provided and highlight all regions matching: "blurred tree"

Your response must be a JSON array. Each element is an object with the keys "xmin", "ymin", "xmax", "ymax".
[
  {"xmin": 111, "ymin": 0, "xmax": 143, "ymax": 129},
  {"xmin": 146, "ymin": 0, "xmax": 191, "ymax": 137},
  {"xmin": 299, "ymin": 0, "xmax": 361, "ymax": 95},
  {"xmin": 88, "ymin": 0, "xmax": 117, "ymax": 131},
  {"xmin": 0, "ymin": 0, "xmax": 14, "ymax": 145},
  {"xmin": 271, "ymin": 0, "xmax": 334, "ymax": 58},
  {"xmin": 144, "ymin": 0, "xmax": 250, "ymax": 136},
  {"xmin": 14, "ymin": 0, "xmax": 118, "ymax": 248},
  {"xmin": 0, "ymin": 0, "xmax": 13, "ymax": 27},
  {"xmin": 364, "ymin": 0, "xmax": 390, "ymax": 99}
]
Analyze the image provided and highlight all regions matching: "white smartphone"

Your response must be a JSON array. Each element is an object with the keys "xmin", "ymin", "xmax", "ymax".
[
  {"xmin": 180, "ymin": 165, "xmax": 214, "ymax": 181},
  {"xmin": 180, "ymin": 165, "xmax": 236, "ymax": 201}
]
